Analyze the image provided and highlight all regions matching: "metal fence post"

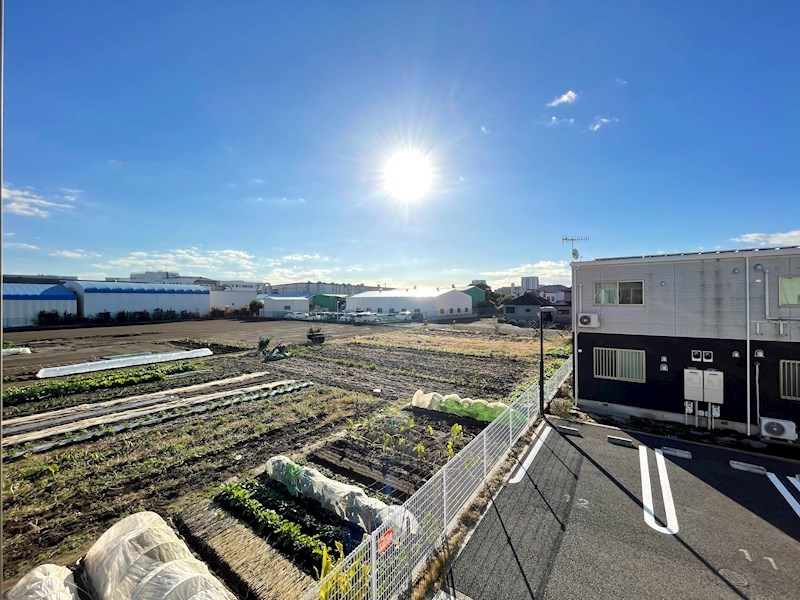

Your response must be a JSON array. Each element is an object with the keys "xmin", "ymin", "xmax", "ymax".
[
  {"xmin": 442, "ymin": 465, "xmax": 448, "ymax": 534},
  {"xmin": 509, "ymin": 407, "xmax": 513, "ymax": 448},
  {"xmin": 482, "ymin": 432, "xmax": 487, "ymax": 483},
  {"xmin": 370, "ymin": 531, "xmax": 377, "ymax": 600}
]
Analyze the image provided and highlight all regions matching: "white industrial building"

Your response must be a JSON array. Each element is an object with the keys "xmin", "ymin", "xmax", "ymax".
[
  {"xmin": 209, "ymin": 289, "xmax": 258, "ymax": 310},
  {"xmin": 2, "ymin": 284, "xmax": 78, "ymax": 329},
  {"xmin": 346, "ymin": 288, "xmax": 473, "ymax": 318},
  {"xmin": 256, "ymin": 294, "xmax": 311, "ymax": 317},
  {"xmin": 64, "ymin": 281, "xmax": 210, "ymax": 318}
]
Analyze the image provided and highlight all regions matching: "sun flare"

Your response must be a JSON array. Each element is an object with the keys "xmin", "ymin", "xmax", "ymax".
[{"xmin": 382, "ymin": 149, "xmax": 433, "ymax": 202}]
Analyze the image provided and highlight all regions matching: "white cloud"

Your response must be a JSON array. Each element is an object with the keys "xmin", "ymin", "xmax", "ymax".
[
  {"xmin": 282, "ymin": 253, "xmax": 330, "ymax": 262},
  {"xmin": 614, "ymin": 78, "xmax": 628, "ymax": 85},
  {"xmin": 548, "ymin": 116, "xmax": 575, "ymax": 126},
  {"xmin": 262, "ymin": 266, "xmax": 336, "ymax": 283},
  {"xmin": 3, "ymin": 242, "xmax": 40, "ymax": 250},
  {"xmin": 250, "ymin": 178, "xmax": 266, "ymax": 185},
  {"xmin": 732, "ymin": 230, "xmax": 800, "ymax": 246},
  {"xmin": 481, "ymin": 260, "xmax": 571, "ymax": 288},
  {"xmin": 3, "ymin": 231, "xmax": 14, "ymax": 237},
  {"xmin": 589, "ymin": 117, "xmax": 619, "ymax": 132},
  {"xmin": 480, "ymin": 126, "xmax": 490, "ymax": 134},
  {"xmin": 546, "ymin": 90, "xmax": 578, "ymax": 108},
  {"xmin": 93, "ymin": 247, "xmax": 257, "ymax": 278},
  {"xmin": 49, "ymin": 249, "xmax": 101, "ymax": 259},
  {"xmin": 249, "ymin": 196, "xmax": 306, "ymax": 207},
  {"xmin": 59, "ymin": 188, "xmax": 83, "ymax": 202},
  {"xmin": 107, "ymin": 159, "xmax": 123, "ymax": 168},
  {"xmin": 2, "ymin": 184, "xmax": 77, "ymax": 217}
]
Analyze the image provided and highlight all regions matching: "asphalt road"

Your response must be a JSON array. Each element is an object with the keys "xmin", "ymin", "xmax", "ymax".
[{"xmin": 444, "ymin": 419, "xmax": 800, "ymax": 600}]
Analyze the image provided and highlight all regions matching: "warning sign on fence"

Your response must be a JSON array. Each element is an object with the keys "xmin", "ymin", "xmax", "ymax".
[{"xmin": 377, "ymin": 528, "xmax": 393, "ymax": 555}]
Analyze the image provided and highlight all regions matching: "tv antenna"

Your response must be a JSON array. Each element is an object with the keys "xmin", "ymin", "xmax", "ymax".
[{"xmin": 562, "ymin": 235, "xmax": 589, "ymax": 260}]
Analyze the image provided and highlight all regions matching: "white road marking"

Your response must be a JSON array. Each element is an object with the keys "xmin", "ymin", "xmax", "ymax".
[
  {"xmin": 764, "ymin": 557, "xmax": 778, "ymax": 571},
  {"xmin": 738, "ymin": 549, "xmax": 751, "ymax": 561},
  {"xmin": 509, "ymin": 425, "xmax": 552, "ymax": 484},
  {"xmin": 766, "ymin": 472, "xmax": 800, "ymax": 520},
  {"xmin": 788, "ymin": 475, "xmax": 800, "ymax": 495},
  {"xmin": 639, "ymin": 446, "xmax": 679, "ymax": 535}
]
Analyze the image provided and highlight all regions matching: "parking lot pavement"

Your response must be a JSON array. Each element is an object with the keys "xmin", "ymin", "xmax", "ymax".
[{"xmin": 445, "ymin": 419, "xmax": 800, "ymax": 600}]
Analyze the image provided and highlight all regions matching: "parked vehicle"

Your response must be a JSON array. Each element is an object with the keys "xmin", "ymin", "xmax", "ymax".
[
  {"xmin": 395, "ymin": 311, "xmax": 413, "ymax": 321},
  {"xmin": 353, "ymin": 312, "xmax": 379, "ymax": 324},
  {"xmin": 338, "ymin": 313, "xmax": 354, "ymax": 323},
  {"xmin": 284, "ymin": 311, "xmax": 309, "ymax": 320}
]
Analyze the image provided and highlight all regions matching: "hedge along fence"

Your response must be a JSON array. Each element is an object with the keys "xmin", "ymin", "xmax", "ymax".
[{"xmin": 303, "ymin": 358, "xmax": 574, "ymax": 600}]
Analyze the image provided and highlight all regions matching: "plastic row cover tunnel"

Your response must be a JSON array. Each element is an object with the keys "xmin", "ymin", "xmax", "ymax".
[
  {"xmin": 82, "ymin": 511, "xmax": 235, "ymax": 600},
  {"xmin": 6, "ymin": 565, "xmax": 79, "ymax": 600}
]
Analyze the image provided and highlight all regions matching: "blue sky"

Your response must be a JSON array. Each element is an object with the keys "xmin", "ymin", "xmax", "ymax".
[{"xmin": 3, "ymin": 1, "xmax": 799, "ymax": 288}]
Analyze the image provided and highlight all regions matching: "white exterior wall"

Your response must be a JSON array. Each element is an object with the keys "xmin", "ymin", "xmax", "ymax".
[
  {"xmin": 2, "ymin": 298, "xmax": 78, "ymax": 328},
  {"xmin": 346, "ymin": 290, "xmax": 472, "ymax": 315},
  {"xmin": 574, "ymin": 249, "xmax": 800, "ymax": 342},
  {"xmin": 209, "ymin": 290, "xmax": 258, "ymax": 309},
  {"xmin": 259, "ymin": 297, "xmax": 310, "ymax": 314}
]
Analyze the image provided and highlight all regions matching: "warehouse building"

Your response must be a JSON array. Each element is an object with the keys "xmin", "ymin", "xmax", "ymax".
[
  {"xmin": 2, "ymin": 284, "xmax": 78, "ymax": 329},
  {"xmin": 256, "ymin": 294, "xmax": 311, "ymax": 318},
  {"xmin": 64, "ymin": 281, "xmax": 210, "ymax": 319},
  {"xmin": 573, "ymin": 246, "xmax": 800, "ymax": 441},
  {"xmin": 346, "ymin": 288, "xmax": 473, "ymax": 319}
]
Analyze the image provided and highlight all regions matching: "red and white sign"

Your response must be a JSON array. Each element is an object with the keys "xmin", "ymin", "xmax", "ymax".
[{"xmin": 377, "ymin": 528, "xmax": 393, "ymax": 555}]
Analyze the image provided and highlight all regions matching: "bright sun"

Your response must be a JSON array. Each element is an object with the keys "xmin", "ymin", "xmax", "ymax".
[{"xmin": 382, "ymin": 149, "xmax": 433, "ymax": 202}]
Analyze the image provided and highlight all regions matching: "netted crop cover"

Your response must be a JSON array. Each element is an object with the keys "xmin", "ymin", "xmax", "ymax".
[
  {"xmin": 266, "ymin": 456, "xmax": 418, "ymax": 535},
  {"xmin": 83, "ymin": 511, "xmax": 234, "ymax": 600},
  {"xmin": 412, "ymin": 389, "xmax": 507, "ymax": 422},
  {"xmin": 6, "ymin": 564, "xmax": 79, "ymax": 600}
]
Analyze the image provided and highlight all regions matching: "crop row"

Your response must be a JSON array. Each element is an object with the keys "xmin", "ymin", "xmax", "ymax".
[
  {"xmin": 1, "ymin": 361, "xmax": 199, "ymax": 405},
  {"xmin": 216, "ymin": 481, "xmax": 331, "ymax": 575}
]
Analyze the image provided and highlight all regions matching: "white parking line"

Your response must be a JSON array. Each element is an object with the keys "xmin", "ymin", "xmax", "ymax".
[
  {"xmin": 639, "ymin": 446, "xmax": 679, "ymax": 535},
  {"xmin": 766, "ymin": 472, "xmax": 800, "ymax": 520},
  {"xmin": 788, "ymin": 476, "xmax": 800, "ymax": 495},
  {"xmin": 509, "ymin": 425, "xmax": 552, "ymax": 484}
]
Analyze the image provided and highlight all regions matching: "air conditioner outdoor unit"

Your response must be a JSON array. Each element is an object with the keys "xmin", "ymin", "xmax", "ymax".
[
  {"xmin": 759, "ymin": 417, "xmax": 798, "ymax": 442},
  {"xmin": 578, "ymin": 313, "xmax": 599, "ymax": 328}
]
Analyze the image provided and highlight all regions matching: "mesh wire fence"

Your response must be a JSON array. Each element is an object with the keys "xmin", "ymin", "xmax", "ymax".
[{"xmin": 305, "ymin": 358, "xmax": 573, "ymax": 600}]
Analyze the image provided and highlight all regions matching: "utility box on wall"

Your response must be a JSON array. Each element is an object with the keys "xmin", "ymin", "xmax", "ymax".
[
  {"xmin": 684, "ymin": 369, "xmax": 704, "ymax": 402},
  {"xmin": 684, "ymin": 368, "xmax": 724, "ymax": 404},
  {"xmin": 703, "ymin": 370, "xmax": 724, "ymax": 404}
]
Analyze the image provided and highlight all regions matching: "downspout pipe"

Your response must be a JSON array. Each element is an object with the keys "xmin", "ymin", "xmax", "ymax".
[{"xmin": 746, "ymin": 256, "xmax": 751, "ymax": 437}]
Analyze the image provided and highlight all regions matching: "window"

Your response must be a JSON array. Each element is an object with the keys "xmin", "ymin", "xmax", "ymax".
[
  {"xmin": 414, "ymin": 308, "xmax": 421, "ymax": 313},
  {"xmin": 284, "ymin": 305, "xmax": 291, "ymax": 310},
  {"xmin": 593, "ymin": 347, "xmax": 646, "ymax": 383},
  {"xmin": 781, "ymin": 360, "xmax": 800, "ymax": 400},
  {"xmin": 779, "ymin": 277, "xmax": 800, "ymax": 306},
  {"xmin": 525, "ymin": 308, "xmax": 531, "ymax": 313},
  {"xmin": 457, "ymin": 307, "xmax": 461, "ymax": 313},
  {"xmin": 506, "ymin": 306, "xmax": 516, "ymax": 314},
  {"xmin": 377, "ymin": 308, "xmax": 383, "ymax": 313},
  {"xmin": 389, "ymin": 308, "xmax": 395, "ymax": 313},
  {"xmin": 594, "ymin": 281, "xmax": 643, "ymax": 305},
  {"xmin": 440, "ymin": 309, "xmax": 445, "ymax": 314}
]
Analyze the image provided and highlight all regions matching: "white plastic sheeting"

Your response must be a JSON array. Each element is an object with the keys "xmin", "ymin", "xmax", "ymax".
[
  {"xmin": 83, "ymin": 511, "xmax": 234, "ymax": 600},
  {"xmin": 6, "ymin": 564, "xmax": 79, "ymax": 600},
  {"xmin": 412, "ymin": 389, "xmax": 508, "ymax": 422},
  {"xmin": 265, "ymin": 455, "xmax": 418, "ymax": 535},
  {"xmin": 2, "ymin": 347, "xmax": 32, "ymax": 356},
  {"xmin": 36, "ymin": 348, "xmax": 213, "ymax": 379}
]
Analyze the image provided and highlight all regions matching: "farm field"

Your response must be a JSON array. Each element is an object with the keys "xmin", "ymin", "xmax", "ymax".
[{"xmin": 1, "ymin": 319, "xmax": 569, "ymax": 593}]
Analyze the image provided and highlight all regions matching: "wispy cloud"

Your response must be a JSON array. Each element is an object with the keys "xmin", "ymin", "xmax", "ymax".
[
  {"xmin": 262, "ymin": 266, "xmax": 336, "ymax": 283},
  {"xmin": 248, "ymin": 196, "xmax": 306, "ymax": 207},
  {"xmin": 589, "ymin": 117, "xmax": 619, "ymax": 132},
  {"xmin": 481, "ymin": 260, "xmax": 571, "ymax": 288},
  {"xmin": 107, "ymin": 159, "xmax": 123, "ymax": 168},
  {"xmin": 93, "ymin": 247, "xmax": 257, "ymax": 279},
  {"xmin": 480, "ymin": 126, "xmax": 490, "ymax": 134},
  {"xmin": 3, "ymin": 231, "xmax": 14, "ymax": 237},
  {"xmin": 282, "ymin": 253, "xmax": 330, "ymax": 262},
  {"xmin": 59, "ymin": 188, "xmax": 83, "ymax": 202},
  {"xmin": 548, "ymin": 116, "xmax": 575, "ymax": 127},
  {"xmin": 546, "ymin": 90, "xmax": 578, "ymax": 108},
  {"xmin": 3, "ymin": 242, "xmax": 40, "ymax": 250},
  {"xmin": 614, "ymin": 78, "xmax": 628, "ymax": 85},
  {"xmin": 49, "ymin": 249, "xmax": 102, "ymax": 259},
  {"xmin": 732, "ymin": 230, "xmax": 800, "ymax": 246},
  {"xmin": 2, "ymin": 184, "xmax": 77, "ymax": 217}
]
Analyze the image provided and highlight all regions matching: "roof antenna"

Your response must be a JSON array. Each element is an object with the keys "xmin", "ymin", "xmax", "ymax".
[{"xmin": 562, "ymin": 235, "xmax": 589, "ymax": 261}]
